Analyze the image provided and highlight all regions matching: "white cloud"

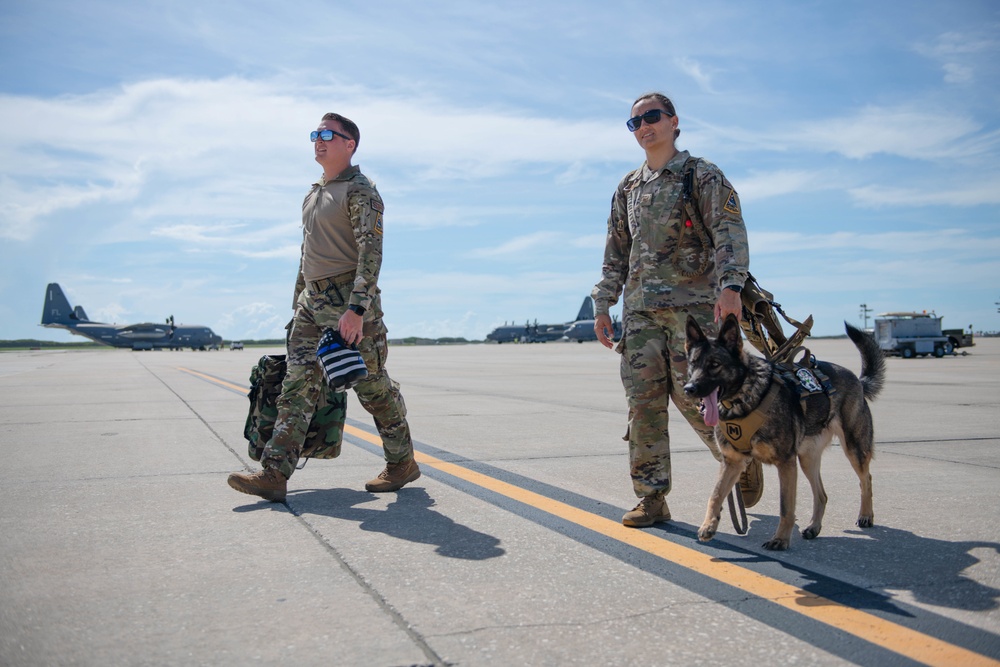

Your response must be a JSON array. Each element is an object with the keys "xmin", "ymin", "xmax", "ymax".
[
  {"xmin": 849, "ymin": 181, "xmax": 1000, "ymax": 207},
  {"xmin": 914, "ymin": 29, "xmax": 1000, "ymax": 85},
  {"xmin": 784, "ymin": 106, "xmax": 984, "ymax": 160},
  {"xmin": 737, "ymin": 169, "xmax": 835, "ymax": 202},
  {"xmin": 676, "ymin": 57, "xmax": 717, "ymax": 94},
  {"xmin": 750, "ymin": 228, "xmax": 1000, "ymax": 256},
  {"xmin": 570, "ymin": 234, "xmax": 607, "ymax": 249},
  {"xmin": 467, "ymin": 231, "xmax": 564, "ymax": 258},
  {"xmin": 0, "ymin": 77, "xmax": 637, "ymax": 243}
]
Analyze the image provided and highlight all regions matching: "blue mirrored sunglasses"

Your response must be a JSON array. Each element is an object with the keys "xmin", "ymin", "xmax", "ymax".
[
  {"xmin": 310, "ymin": 129, "xmax": 352, "ymax": 142},
  {"xmin": 626, "ymin": 109, "xmax": 674, "ymax": 132}
]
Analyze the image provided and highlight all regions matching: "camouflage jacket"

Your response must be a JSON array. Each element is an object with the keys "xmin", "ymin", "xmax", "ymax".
[
  {"xmin": 293, "ymin": 165, "xmax": 385, "ymax": 311},
  {"xmin": 592, "ymin": 150, "xmax": 749, "ymax": 316}
]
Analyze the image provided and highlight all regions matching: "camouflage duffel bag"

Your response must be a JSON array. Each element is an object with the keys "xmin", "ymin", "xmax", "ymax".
[{"xmin": 243, "ymin": 354, "xmax": 347, "ymax": 462}]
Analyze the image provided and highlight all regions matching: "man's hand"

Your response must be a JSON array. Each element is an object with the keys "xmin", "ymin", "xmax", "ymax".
[
  {"xmin": 714, "ymin": 287, "xmax": 743, "ymax": 323},
  {"xmin": 594, "ymin": 313, "xmax": 615, "ymax": 349},
  {"xmin": 338, "ymin": 309, "xmax": 364, "ymax": 346}
]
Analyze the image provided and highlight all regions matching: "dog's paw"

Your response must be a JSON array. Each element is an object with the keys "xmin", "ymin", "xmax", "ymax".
[
  {"xmin": 762, "ymin": 537, "xmax": 789, "ymax": 551},
  {"xmin": 856, "ymin": 514, "xmax": 874, "ymax": 528},
  {"xmin": 697, "ymin": 524, "xmax": 717, "ymax": 542},
  {"xmin": 802, "ymin": 525, "xmax": 821, "ymax": 540}
]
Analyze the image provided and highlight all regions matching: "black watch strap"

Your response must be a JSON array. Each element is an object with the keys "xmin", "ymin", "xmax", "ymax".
[
  {"xmin": 724, "ymin": 284, "xmax": 743, "ymax": 293},
  {"xmin": 348, "ymin": 304, "xmax": 366, "ymax": 316}
]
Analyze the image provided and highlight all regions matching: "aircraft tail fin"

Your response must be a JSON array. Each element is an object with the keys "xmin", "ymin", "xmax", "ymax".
[
  {"xmin": 41, "ymin": 283, "xmax": 77, "ymax": 326},
  {"xmin": 73, "ymin": 305, "xmax": 90, "ymax": 322},
  {"xmin": 575, "ymin": 296, "xmax": 594, "ymax": 322}
]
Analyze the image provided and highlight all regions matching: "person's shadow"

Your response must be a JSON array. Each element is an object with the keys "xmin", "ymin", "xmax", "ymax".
[
  {"xmin": 700, "ymin": 516, "xmax": 1000, "ymax": 615},
  {"xmin": 235, "ymin": 487, "xmax": 505, "ymax": 560}
]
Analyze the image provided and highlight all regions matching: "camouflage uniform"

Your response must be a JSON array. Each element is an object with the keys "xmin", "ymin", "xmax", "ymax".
[
  {"xmin": 592, "ymin": 150, "xmax": 749, "ymax": 498},
  {"xmin": 262, "ymin": 167, "xmax": 413, "ymax": 480}
]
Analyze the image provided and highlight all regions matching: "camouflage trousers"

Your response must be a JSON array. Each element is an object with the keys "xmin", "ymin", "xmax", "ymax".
[
  {"xmin": 619, "ymin": 305, "xmax": 722, "ymax": 499},
  {"xmin": 262, "ymin": 273, "xmax": 413, "ymax": 479}
]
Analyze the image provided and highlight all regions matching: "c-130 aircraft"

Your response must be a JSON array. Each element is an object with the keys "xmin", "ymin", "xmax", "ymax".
[{"xmin": 40, "ymin": 283, "xmax": 223, "ymax": 351}]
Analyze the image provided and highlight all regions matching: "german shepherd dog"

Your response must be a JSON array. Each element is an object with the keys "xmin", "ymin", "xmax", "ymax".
[{"xmin": 683, "ymin": 314, "xmax": 885, "ymax": 550}]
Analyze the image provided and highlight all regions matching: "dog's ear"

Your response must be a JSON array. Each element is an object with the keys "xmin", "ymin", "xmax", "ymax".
[
  {"xmin": 719, "ymin": 313, "xmax": 743, "ymax": 355},
  {"xmin": 685, "ymin": 315, "xmax": 705, "ymax": 351}
]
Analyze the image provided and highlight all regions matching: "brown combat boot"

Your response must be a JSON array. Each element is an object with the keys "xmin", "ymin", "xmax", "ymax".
[
  {"xmin": 622, "ymin": 493, "xmax": 671, "ymax": 527},
  {"xmin": 739, "ymin": 458, "xmax": 764, "ymax": 508},
  {"xmin": 227, "ymin": 467, "xmax": 287, "ymax": 501},
  {"xmin": 365, "ymin": 459, "xmax": 421, "ymax": 493}
]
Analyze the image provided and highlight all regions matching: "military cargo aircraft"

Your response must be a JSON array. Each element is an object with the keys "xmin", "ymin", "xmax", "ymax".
[
  {"xmin": 40, "ymin": 283, "xmax": 223, "ymax": 351},
  {"xmin": 487, "ymin": 297, "xmax": 607, "ymax": 344},
  {"xmin": 562, "ymin": 315, "xmax": 622, "ymax": 343}
]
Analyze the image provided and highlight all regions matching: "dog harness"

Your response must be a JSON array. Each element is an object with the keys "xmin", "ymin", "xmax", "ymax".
[{"xmin": 718, "ymin": 350, "xmax": 836, "ymax": 453}]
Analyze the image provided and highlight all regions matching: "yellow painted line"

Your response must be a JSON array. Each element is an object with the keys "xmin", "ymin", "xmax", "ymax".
[
  {"xmin": 184, "ymin": 366, "xmax": 998, "ymax": 667},
  {"xmin": 343, "ymin": 424, "xmax": 997, "ymax": 667},
  {"xmin": 178, "ymin": 367, "xmax": 248, "ymax": 394}
]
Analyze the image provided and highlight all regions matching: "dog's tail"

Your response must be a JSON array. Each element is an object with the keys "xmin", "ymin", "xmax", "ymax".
[{"xmin": 845, "ymin": 321, "xmax": 885, "ymax": 400}]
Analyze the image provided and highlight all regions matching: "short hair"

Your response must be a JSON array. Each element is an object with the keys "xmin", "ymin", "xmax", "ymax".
[
  {"xmin": 632, "ymin": 92, "xmax": 680, "ymax": 139},
  {"xmin": 320, "ymin": 112, "xmax": 360, "ymax": 153}
]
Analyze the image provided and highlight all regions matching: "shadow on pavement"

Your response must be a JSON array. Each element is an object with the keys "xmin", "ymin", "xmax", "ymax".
[
  {"xmin": 691, "ymin": 515, "xmax": 1000, "ymax": 615},
  {"xmin": 234, "ymin": 486, "xmax": 506, "ymax": 561}
]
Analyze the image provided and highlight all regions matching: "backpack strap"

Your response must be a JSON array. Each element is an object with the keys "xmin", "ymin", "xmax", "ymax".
[{"xmin": 673, "ymin": 157, "xmax": 712, "ymax": 277}]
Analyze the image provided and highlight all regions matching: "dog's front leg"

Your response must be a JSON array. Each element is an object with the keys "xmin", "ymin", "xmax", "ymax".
[
  {"xmin": 763, "ymin": 459, "xmax": 798, "ymax": 550},
  {"xmin": 698, "ymin": 457, "xmax": 744, "ymax": 542}
]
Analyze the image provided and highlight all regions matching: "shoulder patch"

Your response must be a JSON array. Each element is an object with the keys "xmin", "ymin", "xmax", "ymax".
[
  {"xmin": 374, "ymin": 214, "xmax": 383, "ymax": 235},
  {"xmin": 723, "ymin": 190, "xmax": 741, "ymax": 215},
  {"xmin": 370, "ymin": 198, "xmax": 384, "ymax": 213}
]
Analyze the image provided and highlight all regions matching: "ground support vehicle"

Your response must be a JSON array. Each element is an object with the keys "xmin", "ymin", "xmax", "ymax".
[
  {"xmin": 875, "ymin": 312, "xmax": 953, "ymax": 358},
  {"xmin": 943, "ymin": 328, "xmax": 975, "ymax": 350}
]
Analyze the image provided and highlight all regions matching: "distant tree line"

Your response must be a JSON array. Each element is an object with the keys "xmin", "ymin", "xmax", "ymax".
[{"xmin": 1, "ymin": 337, "xmax": 481, "ymax": 350}]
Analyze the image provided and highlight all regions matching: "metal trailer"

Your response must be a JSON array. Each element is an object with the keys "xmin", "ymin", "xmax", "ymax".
[{"xmin": 874, "ymin": 312, "xmax": 954, "ymax": 358}]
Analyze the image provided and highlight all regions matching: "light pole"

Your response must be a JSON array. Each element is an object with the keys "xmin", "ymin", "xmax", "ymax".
[{"xmin": 859, "ymin": 303, "xmax": 873, "ymax": 330}]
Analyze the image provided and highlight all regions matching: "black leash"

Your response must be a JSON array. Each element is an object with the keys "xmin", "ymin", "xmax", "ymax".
[{"xmin": 726, "ymin": 486, "xmax": 749, "ymax": 535}]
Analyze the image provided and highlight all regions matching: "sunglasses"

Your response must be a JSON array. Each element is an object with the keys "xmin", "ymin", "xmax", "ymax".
[
  {"xmin": 626, "ymin": 109, "xmax": 674, "ymax": 132},
  {"xmin": 310, "ymin": 129, "xmax": 353, "ymax": 142}
]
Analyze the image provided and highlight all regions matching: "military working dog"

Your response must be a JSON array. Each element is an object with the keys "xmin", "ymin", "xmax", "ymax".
[{"xmin": 683, "ymin": 314, "xmax": 885, "ymax": 550}]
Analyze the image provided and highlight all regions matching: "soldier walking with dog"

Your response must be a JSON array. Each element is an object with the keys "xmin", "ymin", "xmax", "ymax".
[
  {"xmin": 593, "ymin": 92, "xmax": 762, "ymax": 527},
  {"xmin": 228, "ymin": 112, "xmax": 419, "ymax": 501}
]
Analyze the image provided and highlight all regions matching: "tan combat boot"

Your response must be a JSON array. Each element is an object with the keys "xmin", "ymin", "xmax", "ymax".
[
  {"xmin": 365, "ymin": 459, "xmax": 421, "ymax": 493},
  {"xmin": 739, "ymin": 458, "xmax": 764, "ymax": 508},
  {"xmin": 622, "ymin": 493, "xmax": 671, "ymax": 527},
  {"xmin": 227, "ymin": 467, "xmax": 287, "ymax": 501}
]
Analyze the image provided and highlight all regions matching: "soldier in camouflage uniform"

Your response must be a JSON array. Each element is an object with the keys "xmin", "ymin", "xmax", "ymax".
[
  {"xmin": 592, "ymin": 93, "xmax": 762, "ymax": 527},
  {"xmin": 228, "ymin": 113, "xmax": 419, "ymax": 502}
]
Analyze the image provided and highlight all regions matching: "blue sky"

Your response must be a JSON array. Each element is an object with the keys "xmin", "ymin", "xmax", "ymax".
[{"xmin": 2, "ymin": 0, "xmax": 999, "ymax": 342}]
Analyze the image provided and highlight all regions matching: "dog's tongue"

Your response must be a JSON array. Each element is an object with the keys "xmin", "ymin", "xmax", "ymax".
[{"xmin": 703, "ymin": 388, "xmax": 720, "ymax": 426}]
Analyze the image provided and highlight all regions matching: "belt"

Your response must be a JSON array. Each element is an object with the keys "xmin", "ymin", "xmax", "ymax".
[{"xmin": 308, "ymin": 271, "xmax": 355, "ymax": 292}]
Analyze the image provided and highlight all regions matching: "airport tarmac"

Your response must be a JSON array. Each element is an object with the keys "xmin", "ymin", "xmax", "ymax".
[{"xmin": 1, "ymin": 337, "xmax": 999, "ymax": 666}]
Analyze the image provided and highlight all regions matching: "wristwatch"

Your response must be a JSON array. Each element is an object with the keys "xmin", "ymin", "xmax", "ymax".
[
  {"xmin": 724, "ymin": 284, "xmax": 743, "ymax": 293},
  {"xmin": 348, "ymin": 304, "xmax": 366, "ymax": 316}
]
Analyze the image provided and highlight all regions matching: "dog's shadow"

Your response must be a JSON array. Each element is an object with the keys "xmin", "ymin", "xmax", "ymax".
[
  {"xmin": 235, "ymin": 487, "xmax": 505, "ymax": 561},
  {"xmin": 708, "ymin": 516, "xmax": 1000, "ymax": 614}
]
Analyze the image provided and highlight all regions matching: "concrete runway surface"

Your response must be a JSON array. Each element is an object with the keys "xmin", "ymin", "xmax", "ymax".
[{"xmin": 1, "ymin": 337, "xmax": 999, "ymax": 666}]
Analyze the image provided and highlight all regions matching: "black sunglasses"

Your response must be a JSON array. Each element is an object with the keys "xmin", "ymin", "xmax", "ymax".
[
  {"xmin": 310, "ymin": 129, "xmax": 353, "ymax": 142},
  {"xmin": 626, "ymin": 109, "xmax": 674, "ymax": 132}
]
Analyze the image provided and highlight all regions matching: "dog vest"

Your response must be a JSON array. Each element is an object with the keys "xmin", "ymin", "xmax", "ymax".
[{"xmin": 718, "ymin": 358, "xmax": 835, "ymax": 453}]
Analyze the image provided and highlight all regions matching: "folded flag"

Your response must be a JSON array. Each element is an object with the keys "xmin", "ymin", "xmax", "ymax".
[{"xmin": 317, "ymin": 328, "xmax": 369, "ymax": 391}]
